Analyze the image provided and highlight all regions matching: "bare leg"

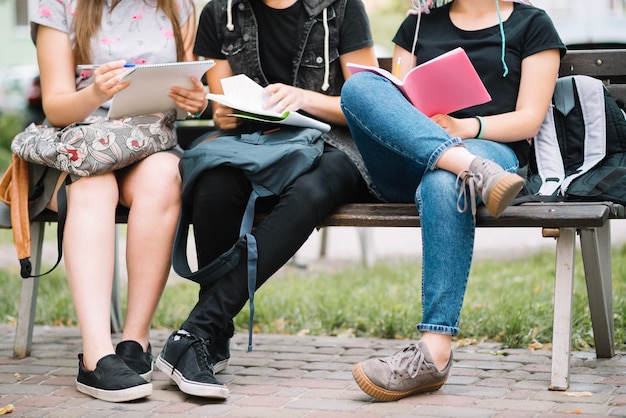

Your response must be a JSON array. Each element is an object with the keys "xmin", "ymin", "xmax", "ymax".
[
  {"xmin": 436, "ymin": 145, "xmax": 475, "ymax": 174},
  {"xmin": 62, "ymin": 173, "xmax": 120, "ymax": 371},
  {"xmin": 118, "ymin": 152, "xmax": 181, "ymax": 350},
  {"xmin": 420, "ymin": 332, "xmax": 453, "ymax": 371}
]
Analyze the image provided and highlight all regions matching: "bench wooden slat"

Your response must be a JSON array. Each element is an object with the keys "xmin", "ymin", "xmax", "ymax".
[
  {"xmin": 475, "ymin": 203, "xmax": 612, "ymax": 227},
  {"xmin": 319, "ymin": 202, "xmax": 618, "ymax": 228},
  {"xmin": 560, "ymin": 49, "xmax": 626, "ymax": 100},
  {"xmin": 31, "ymin": 202, "xmax": 623, "ymax": 227},
  {"xmin": 559, "ymin": 49, "xmax": 626, "ymax": 80}
]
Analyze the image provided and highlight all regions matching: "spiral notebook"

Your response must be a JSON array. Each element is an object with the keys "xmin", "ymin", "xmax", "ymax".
[{"xmin": 107, "ymin": 60, "xmax": 215, "ymax": 120}]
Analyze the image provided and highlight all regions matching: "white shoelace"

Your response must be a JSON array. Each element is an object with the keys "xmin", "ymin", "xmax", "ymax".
[{"xmin": 456, "ymin": 170, "xmax": 480, "ymax": 218}]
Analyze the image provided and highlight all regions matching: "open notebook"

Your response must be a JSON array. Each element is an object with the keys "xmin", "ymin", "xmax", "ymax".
[{"xmin": 206, "ymin": 74, "xmax": 331, "ymax": 133}]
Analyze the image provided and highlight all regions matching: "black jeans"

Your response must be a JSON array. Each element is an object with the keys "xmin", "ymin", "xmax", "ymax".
[{"xmin": 181, "ymin": 145, "xmax": 365, "ymax": 341}]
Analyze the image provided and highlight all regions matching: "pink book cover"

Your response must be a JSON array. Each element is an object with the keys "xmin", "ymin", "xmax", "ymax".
[{"xmin": 347, "ymin": 47, "xmax": 492, "ymax": 117}]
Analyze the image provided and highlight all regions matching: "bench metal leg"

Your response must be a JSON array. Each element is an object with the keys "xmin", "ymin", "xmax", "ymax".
[
  {"xmin": 14, "ymin": 221, "xmax": 44, "ymax": 358},
  {"xmin": 549, "ymin": 227, "xmax": 576, "ymax": 391},
  {"xmin": 319, "ymin": 227, "xmax": 375, "ymax": 267},
  {"xmin": 110, "ymin": 225, "xmax": 124, "ymax": 334},
  {"xmin": 357, "ymin": 227, "xmax": 375, "ymax": 267},
  {"xmin": 319, "ymin": 227, "xmax": 328, "ymax": 258},
  {"xmin": 579, "ymin": 224, "xmax": 615, "ymax": 359}
]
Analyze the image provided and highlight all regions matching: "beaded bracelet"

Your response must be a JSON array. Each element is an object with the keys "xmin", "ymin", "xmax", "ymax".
[
  {"xmin": 475, "ymin": 115, "xmax": 486, "ymax": 139},
  {"xmin": 187, "ymin": 100, "xmax": 209, "ymax": 119}
]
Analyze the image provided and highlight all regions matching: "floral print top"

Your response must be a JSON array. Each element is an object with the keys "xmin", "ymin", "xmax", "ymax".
[{"xmin": 31, "ymin": 0, "xmax": 194, "ymax": 90}]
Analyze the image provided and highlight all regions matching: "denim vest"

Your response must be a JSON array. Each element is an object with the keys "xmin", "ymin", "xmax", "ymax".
[{"xmin": 206, "ymin": 0, "xmax": 380, "ymax": 200}]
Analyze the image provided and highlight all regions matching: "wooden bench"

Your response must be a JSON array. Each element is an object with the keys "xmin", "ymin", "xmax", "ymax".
[{"xmin": 12, "ymin": 48, "xmax": 626, "ymax": 392}]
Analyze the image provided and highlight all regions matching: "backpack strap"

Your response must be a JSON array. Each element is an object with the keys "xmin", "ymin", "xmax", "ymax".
[
  {"xmin": 560, "ymin": 76, "xmax": 607, "ymax": 193},
  {"xmin": 21, "ymin": 176, "xmax": 69, "ymax": 278},
  {"xmin": 534, "ymin": 104, "xmax": 564, "ymax": 196},
  {"xmin": 171, "ymin": 189, "xmax": 261, "ymax": 351},
  {"xmin": 241, "ymin": 193, "xmax": 258, "ymax": 352}
]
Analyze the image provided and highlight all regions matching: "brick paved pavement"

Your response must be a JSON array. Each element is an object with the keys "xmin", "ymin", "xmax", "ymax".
[{"xmin": 1, "ymin": 324, "xmax": 625, "ymax": 417}]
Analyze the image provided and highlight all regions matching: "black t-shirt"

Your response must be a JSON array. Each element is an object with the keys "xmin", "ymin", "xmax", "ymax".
[
  {"xmin": 250, "ymin": 0, "xmax": 303, "ymax": 84},
  {"xmin": 195, "ymin": 0, "xmax": 372, "ymax": 84},
  {"xmin": 394, "ymin": 3, "xmax": 566, "ymax": 118},
  {"xmin": 393, "ymin": 3, "xmax": 565, "ymax": 164}
]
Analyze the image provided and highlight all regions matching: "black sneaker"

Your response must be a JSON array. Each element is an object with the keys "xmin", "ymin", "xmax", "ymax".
[
  {"xmin": 116, "ymin": 340, "xmax": 154, "ymax": 381},
  {"xmin": 208, "ymin": 336, "xmax": 230, "ymax": 373},
  {"xmin": 155, "ymin": 330, "xmax": 229, "ymax": 399},
  {"xmin": 76, "ymin": 353, "xmax": 152, "ymax": 402}
]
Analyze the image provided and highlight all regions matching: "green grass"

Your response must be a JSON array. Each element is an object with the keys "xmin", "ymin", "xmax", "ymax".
[
  {"xmin": 1, "ymin": 235, "xmax": 624, "ymax": 352},
  {"xmin": 0, "ymin": 112, "xmax": 26, "ymax": 173}
]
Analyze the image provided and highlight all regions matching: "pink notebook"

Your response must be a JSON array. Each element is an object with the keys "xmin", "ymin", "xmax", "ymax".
[{"xmin": 347, "ymin": 47, "xmax": 491, "ymax": 117}]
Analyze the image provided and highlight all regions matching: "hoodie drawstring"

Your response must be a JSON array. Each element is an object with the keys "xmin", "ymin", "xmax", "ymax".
[
  {"xmin": 321, "ymin": 7, "xmax": 330, "ymax": 91},
  {"xmin": 226, "ymin": 2, "xmax": 329, "ymax": 91},
  {"xmin": 227, "ymin": 0, "xmax": 234, "ymax": 31}
]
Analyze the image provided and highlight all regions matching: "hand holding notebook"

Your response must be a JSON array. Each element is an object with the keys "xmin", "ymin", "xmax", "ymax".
[
  {"xmin": 107, "ymin": 60, "xmax": 215, "ymax": 120},
  {"xmin": 206, "ymin": 74, "xmax": 331, "ymax": 133}
]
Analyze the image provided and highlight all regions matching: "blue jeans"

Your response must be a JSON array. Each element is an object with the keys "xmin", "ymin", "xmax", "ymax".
[{"xmin": 341, "ymin": 72, "xmax": 519, "ymax": 335}]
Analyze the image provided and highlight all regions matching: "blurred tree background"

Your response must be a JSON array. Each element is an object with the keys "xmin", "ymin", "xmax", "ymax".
[
  {"xmin": 0, "ymin": 113, "xmax": 24, "ymax": 171},
  {"xmin": 366, "ymin": 0, "xmax": 408, "ymax": 54}
]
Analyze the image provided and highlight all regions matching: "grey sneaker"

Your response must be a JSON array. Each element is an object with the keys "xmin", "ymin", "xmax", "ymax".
[
  {"xmin": 352, "ymin": 341, "xmax": 452, "ymax": 402},
  {"xmin": 457, "ymin": 157, "xmax": 524, "ymax": 218}
]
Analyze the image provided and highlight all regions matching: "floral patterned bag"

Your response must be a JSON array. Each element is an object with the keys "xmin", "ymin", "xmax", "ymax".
[{"xmin": 11, "ymin": 109, "xmax": 178, "ymax": 177}]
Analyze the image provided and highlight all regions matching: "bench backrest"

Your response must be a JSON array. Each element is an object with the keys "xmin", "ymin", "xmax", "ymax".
[
  {"xmin": 378, "ymin": 48, "xmax": 626, "ymax": 102},
  {"xmin": 559, "ymin": 49, "xmax": 626, "ymax": 101}
]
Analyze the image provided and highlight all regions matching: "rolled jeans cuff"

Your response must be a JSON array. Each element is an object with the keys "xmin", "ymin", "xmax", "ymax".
[
  {"xmin": 417, "ymin": 323, "xmax": 458, "ymax": 336},
  {"xmin": 426, "ymin": 136, "xmax": 464, "ymax": 171}
]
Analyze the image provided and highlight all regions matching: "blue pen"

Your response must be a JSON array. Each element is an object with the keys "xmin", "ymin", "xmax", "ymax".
[{"xmin": 77, "ymin": 63, "xmax": 136, "ymax": 70}]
